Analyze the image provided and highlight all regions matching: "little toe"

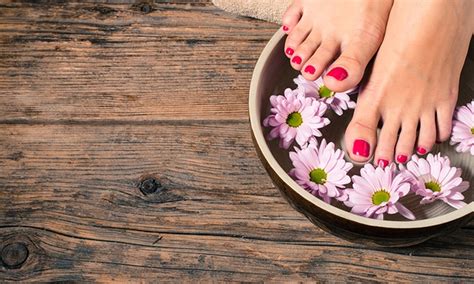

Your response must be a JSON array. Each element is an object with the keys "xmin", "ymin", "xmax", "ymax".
[
  {"xmin": 301, "ymin": 40, "xmax": 339, "ymax": 80},
  {"xmin": 374, "ymin": 118, "xmax": 400, "ymax": 167},
  {"xmin": 344, "ymin": 100, "xmax": 380, "ymax": 163},
  {"xmin": 416, "ymin": 114, "xmax": 436, "ymax": 155},
  {"xmin": 436, "ymin": 102, "xmax": 456, "ymax": 143},
  {"xmin": 291, "ymin": 32, "xmax": 322, "ymax": 70},
  {"xmin": 395, "ymin": 121, "xmax": 418, "ymax": 164},
  {"xmin": 281, "ymin": 2, "xmax": 302, "ymax": 33},
  {"xmin": 284, "ymin": 19, "xmax": 311, "ymax": 58}
]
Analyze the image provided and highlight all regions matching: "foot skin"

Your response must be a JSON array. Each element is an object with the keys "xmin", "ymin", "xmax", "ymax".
[
  {"xmin": 282, "ymin": 0, "xmax": 393, "ymax": 92},
  {"xmin": 344, "ymin": 0, "xmax": 474, "ymax": 166}
]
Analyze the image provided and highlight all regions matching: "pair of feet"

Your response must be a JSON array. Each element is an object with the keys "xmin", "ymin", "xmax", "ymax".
[{"xmin": 282, "ymin": 0, "xmax": 474, "ymax": 166}]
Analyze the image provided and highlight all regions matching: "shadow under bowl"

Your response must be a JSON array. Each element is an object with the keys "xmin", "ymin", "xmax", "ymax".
[{"xmin": 249, "ymin": 30, "xmax": 474, "ymax": 247}]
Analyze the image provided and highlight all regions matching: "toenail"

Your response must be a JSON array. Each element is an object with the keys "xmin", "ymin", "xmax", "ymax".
[
  {"xmin": 304, "ymin": 65, "xmax": 316, "ymax": 75},
  {"xmin": 327, "ymin": 67, "xmax": 348, "ymax": 81},
  {"xmin": 292, "ymin": 56, "xmax": 302, "ymax": 65},
  {"xmin": 396, "ymin": 155, "xmax": 408, "ymax": 164},
  {"xmin": 286, "ymin": 48, "xmax": 294, "ymax": 56},
  {"xmin": 416, "ymin": 146, "xmax": 427, "ymax": 155},
  {"xmin": 282, "ymin": 26, "xmax": 289, "ymax": 32},
  {"xmin": 377, "ymin": 159, "xmax": 389, "ymax": 169},
  {"xmin": 353, "ymin": 139, "xmax": 370, "ymax": 158}
]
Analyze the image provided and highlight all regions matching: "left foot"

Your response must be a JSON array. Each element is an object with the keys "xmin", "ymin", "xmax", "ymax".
[
  {"xmin": 281, "ymin": 0, "xmax": 393, "ymax": 92},
  {"xmin": 344, "ymin": 0, "xmax": 474, "ymax": 165}
]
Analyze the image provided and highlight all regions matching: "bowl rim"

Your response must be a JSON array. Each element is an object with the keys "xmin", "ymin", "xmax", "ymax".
[{"xmin": 249, "ymin": 29, "xmax": 474, "ymax": 229}]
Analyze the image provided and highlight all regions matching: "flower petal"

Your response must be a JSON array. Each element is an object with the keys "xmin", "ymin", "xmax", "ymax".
[{"xmin": 395, "ymin": 203, "xmax": 416, "ymax": 220}]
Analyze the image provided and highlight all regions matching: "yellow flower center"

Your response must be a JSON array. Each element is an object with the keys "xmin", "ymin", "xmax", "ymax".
[
  {"xmin": 425, "ymin": 181, "xmax": 441, "ymax": 192},
  {"xmin": 309, "ymin": 168, "xmax": 327, "ymax": 185},
  {"xmin": 471, "ymin": 127, "xmax": 474, "ymax": 135},
  {"xmin": 319, "ymin": 85, "xmax": 335, "ymax": 98},
  {"xmin": 372, "ymin": 190, "xmax": 390, "ymax": 205},
  {"xmin": 286, "ymin": 112, "xmax": 303, "ymax": 128}
]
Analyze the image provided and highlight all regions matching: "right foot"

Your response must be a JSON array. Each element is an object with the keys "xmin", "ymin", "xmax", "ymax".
[
  {"xmin": 282, "ymin": 0, "xmax": 393, "ymax": 92},
  {"xmin": 344, "ymin": 0, "xmax": 474, "ymax": 166}
]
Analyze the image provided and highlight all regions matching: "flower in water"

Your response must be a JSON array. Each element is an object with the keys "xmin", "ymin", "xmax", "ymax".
[
  {"xmin": 294, "ymin": 75, "xmax": 357, "ymax": 116},
  {"xmin": 344, "ymin": 164, "xmax": 415, "ymax": 220},
  {"xmin": 450, "ymin": 100, "xmax": 474, "ymax": 155},
  {"xmin": 263, "ymin": 88, "xmax": 330, "ymax": 149},
  {"xmin": 402, "ymin": 154, "xmax": 469, "ymax": 209},
  {"xmin": 289, "ymin": 139, "xmax": 353, "ymax": 203}
]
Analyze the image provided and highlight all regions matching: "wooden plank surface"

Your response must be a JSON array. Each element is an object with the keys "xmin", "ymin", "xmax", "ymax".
[
  {"xmin": 0, "ymin": 1, "xmax": 473, "ymax": 282},
  {"xmin": 0, "ymin": 0, "xmax": 267, "ymax": 122}
]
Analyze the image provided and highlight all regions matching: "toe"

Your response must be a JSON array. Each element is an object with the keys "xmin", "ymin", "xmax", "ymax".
[
  {"xmin": 301, "ymin": 40, "xmax": 339, "ymax": 80},
  {"xmin": 374, "ymin": 117, "xmax": 400, "ymax": 167},
  {"xmin": 344, "ymin": 97, "xmax": 379, "ymax": 163},
  {"xmin": 416, "ymin": 113, "xmax": 436, "ymax": 155},
  {"xmin": 395, "ymin": 120, "xmax": 418, "ymax": 164},
  {"xmin": 323, "ymin": 32, "xmax": 383, "ymax": 92},
  {"xmin": 291, "ymin": 31, "xmax": 322, "ymax": 71},
  {"xmin": 436, "ymin": 101, "xmax": 456, "ymax": 143},
  {"xmin": 284, "ymin": 19, "xmax": 311, "ymax": 59},
  {"xmin": 281, "ymin": 2, "xmax": 302, "ymax": 33}
]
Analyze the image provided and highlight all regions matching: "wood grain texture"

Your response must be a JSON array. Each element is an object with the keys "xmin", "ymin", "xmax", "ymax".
[
  {"xmin": 0, "ymin": 0, "xmax": 473, "ymax": 282},
  {"xmin": 0, "ymin": 1, "xmax": 273, "ymax": 122}
]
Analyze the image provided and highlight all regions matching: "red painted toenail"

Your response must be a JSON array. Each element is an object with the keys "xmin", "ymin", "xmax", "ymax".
[
  {"xmin": 286, "ymin": 48, "xmax": 294, "ymax": 56},
  {"xmin": 353, "ymin": 139, "xmax": 370, "ymax": 158},
  {"xmin": 416, "ymin": 147, "xmax": 427, "ymax": 155},
  {"xmin": 397, "ymin": 155, "xmax": 408, "ymax": 164},
  {"xmin": 304, "ymin": 65, "xmax": 316, "ymax": 75},
  {"xmin": 282, "ymin": 26, "xmax": 289, "ymax": 32},
  {"xmin": 377, "ymin": 159, "xmax": 389, "ymax": 169},
  {"xmin": 327, "ymin": 67, "xmax": 348, "ymax": 81},
  {"xmin": 292, "ymin": 56, "xmax": 302, "ymax": 65}
]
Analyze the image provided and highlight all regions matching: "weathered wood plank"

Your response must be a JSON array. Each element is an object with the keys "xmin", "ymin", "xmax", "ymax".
[
  {"xmin": 0, "ymin": 227, "xmax": 473, "ymax": 282},
  {"xmin": 0, "ymin": 124, "xmax": 473, "ymax": 281},
  {"xmin": 0, "ymin": 2, "xmax": 277, "ymax": 122}
]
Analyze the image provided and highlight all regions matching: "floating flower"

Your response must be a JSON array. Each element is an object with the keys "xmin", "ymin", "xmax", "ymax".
[
  {"xmin": 263, "ymin": 88, "xmax": 330, "ymax": 149},
  {"xmin": 344, "ymin": 164, "xmax": 415, "ymax": 220},
  {"xmin": 289, "ymin": 139, "xmax": 353, "ymax": 203},
  {"xmin": 293, "ymin": 75, "xmax": 357, "ymax": 116},
  {"xmin": 450, "ymin": 100, "xmax": 474, "ymax": 155},
  {"xmin": 402, "ymin": 154, "xmax": 469, "ymax": 209}
]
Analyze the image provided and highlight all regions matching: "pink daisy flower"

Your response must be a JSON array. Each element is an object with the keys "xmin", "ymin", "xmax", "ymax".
[
  {"xmin": 263, "ymin": 88, "xmax": 330, "ymax": 149},
  {"xmin": 450, "ymin": 100, "xmax": 474, "ymax": 155},
  {"xmin": 289, "ymin": 139, "xmax": 353, "ymax": 203},
  {"xmin": 402, "ymin": 154, "xmax": 469, "ymax": 209},
  {"xmin": 293, "ymin": 75, "xmax": 357, "ymax": 116},
  {"xmin": 344, "ymin": 164, "xmax": 415, "ymax": 220}
]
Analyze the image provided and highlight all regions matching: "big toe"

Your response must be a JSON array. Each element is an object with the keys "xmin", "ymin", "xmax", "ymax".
[
  {"xmin": 344, "ymin": 98, "xmax": 380, "ymax": 163},
  {"xmin": 324, "ymin": 28, "xmax": 385, "ymax": 92}
]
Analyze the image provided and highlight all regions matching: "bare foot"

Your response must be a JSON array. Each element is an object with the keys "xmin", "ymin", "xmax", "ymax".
[
  {"xmin": 282, "ymin": 0, "xmax": 393, "ymax": 92},
  {"xmin": 344, "ymin": 0, "xmax": 474, "ymax": 166}
]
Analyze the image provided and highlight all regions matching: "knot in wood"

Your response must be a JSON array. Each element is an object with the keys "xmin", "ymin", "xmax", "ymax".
[
  {"xmin": 139, "ymin": 177, "xmax": 163, "ymax": 195},
  {"xmin": 1, "ymin": 243, "xmax": 29, "ymax": 269},
  {"xmin": 140, "ymin": 4, "xmax": 152, "ymax": 14}
]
